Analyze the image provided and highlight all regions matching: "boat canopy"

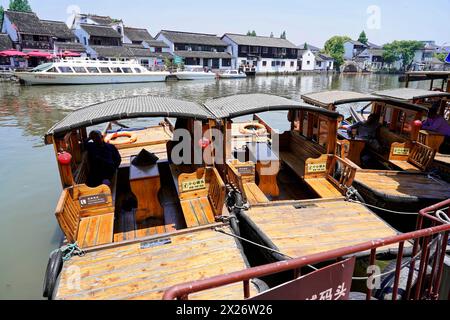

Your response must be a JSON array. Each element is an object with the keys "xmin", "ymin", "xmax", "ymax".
[
  {"xmin": 204, "ymin": 93, "xmax": 341, "ymax": 119},
  {"xmin": 373, "ymin": 88, "xmax": 450, "ymax": 101},
  {"xmin": 301, "ymin": 90, "xmax": 428, "ymax": 113},
  {"xmin": 45, "ymin": 95, "xmax": 213, "ymax": 139}
]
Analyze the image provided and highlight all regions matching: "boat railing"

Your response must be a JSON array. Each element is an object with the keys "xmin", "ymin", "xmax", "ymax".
[{"xmin": 163, "ymin": 199, "xmax": 450, "ymax": 300}]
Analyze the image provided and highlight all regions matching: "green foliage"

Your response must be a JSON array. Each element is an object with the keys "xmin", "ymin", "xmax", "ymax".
[
  {"xmin": 382, "ymin": 40, "xmax": 423, "ymax": 71},
  {"xmin": 304, "ymin": 42, "xmax": 308, "ymax": 50},
  {"xmin": 280, "ymin": 31, "xmax": 286, "ymax": 39},
  {"xmin": 434, "ymin": 52, "xmax": 448, "ymax": 62},
  {"xmin": 247, "ymin": 30, "xmax": 257, "ymax": 37},
  {"xmin": 9, "ymin": 0, "xmax": 32, "ymax": 12},
  {"xmin": 0, "ymin": 6, "xmax": 4, "ymax": 27},
  {"xmin": 358, "ymin": 31, "xmax": 368, "ymax": 45},
  {"xmin": 323, "ymin": 35, "xmax": 351, "ymax": 69}
]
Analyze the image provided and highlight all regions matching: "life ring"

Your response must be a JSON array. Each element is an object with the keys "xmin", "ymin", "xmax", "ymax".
[
  {"xmin": 104, "ymin": 132, "xmax": 137, "ymax": 145},
  {"xmin": 239, "ymin": 122, "xmax": 267, "ymax": 136},
  {"xmin": 43, "ymin": 250, "xmax": 63, "ymax": 300}
]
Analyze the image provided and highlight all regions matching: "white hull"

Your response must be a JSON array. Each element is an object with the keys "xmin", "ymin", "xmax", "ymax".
[
  {"xmin": 173, "ymin": 72, "xmax": 216, "ymax": 81},
  {"xmin": 15, "ymin": 72, "xmax": 169, "ymax": 85}
]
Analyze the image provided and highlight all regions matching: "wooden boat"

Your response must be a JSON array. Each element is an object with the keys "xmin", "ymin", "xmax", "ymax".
[
  {"xmin": 42, "ymin": 95, "xmax": 265, "ymax": 300},
  {"xmin": 373, "ymin": 88, "xmax": 450, "ymax": 182},
  {"xmin": 302, "ymin": 90, "xmax": 450, "ymax": 231},
  {"xmin": 202, "ymin": 94, "xmax": 403, "ymax": 281}
]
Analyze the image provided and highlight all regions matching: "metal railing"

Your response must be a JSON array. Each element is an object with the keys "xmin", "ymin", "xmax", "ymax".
[{"xmin": 163, "ymin": 199, "xmax": 450, "ymax": 300}]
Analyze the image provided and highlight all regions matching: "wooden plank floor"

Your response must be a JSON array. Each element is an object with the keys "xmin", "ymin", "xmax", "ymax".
[
  {"xmin": 354, "ymin": 171, "xmax": 450, "ymax": 199},
  {"xmin": 55, "ymin": 226, "xmax": 258, "ymax": 300},
  {"xmin": 245, "ymin": 199, "xmax": 404, "ymax": 259}
]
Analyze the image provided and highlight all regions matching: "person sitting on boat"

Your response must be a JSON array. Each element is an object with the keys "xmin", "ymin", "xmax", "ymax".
[
  {"xmin": 422, "ymin": 103, "xmax": 450, "ymax": 153},
  {"xmin": 347, "ymin": 113, "xmax": 382, "ymax": 165},
  {"xmin": 85, "ymin": 130, "xmax": 121, "ymax": 187}
]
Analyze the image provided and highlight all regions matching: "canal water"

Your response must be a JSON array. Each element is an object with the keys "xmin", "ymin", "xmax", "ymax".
[{"xmin": 0, "ymin": 73, "xmax": 430, "ymax": 299}]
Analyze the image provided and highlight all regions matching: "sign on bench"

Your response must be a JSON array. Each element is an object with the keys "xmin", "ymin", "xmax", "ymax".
[
  {"xmin": 393, "ymin": 147, "xmax": 410, "ymax": 156},
  {"xmin": 79, "ymin": 194, "xmax": 109, "ymax": 208},
  {"xmin": 307, "ymin": 163, "xmax": 327, "ymax": 174},
  {"xmin": 181, "ymin": 178, "xmax": 206, "ymax": 192}
]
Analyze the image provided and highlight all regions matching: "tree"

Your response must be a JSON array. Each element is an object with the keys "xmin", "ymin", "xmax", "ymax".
[
  {"xmin": 247, "ymin": 30, "xmax": 257, "ymax": 37},
  {"xmin": 323, "ymin": 35, "xmax": 351, "ymax": 69},
  {"xmin": 358, "ymin": 31, "xmax": 368, "ymax": 45},
  {"xmin": 9, "ymin": 0, "xmax": 32, "ymax": 12},
  {"xmin": 280, "ymin": 31, "xmax": 287, "ymax": 39},
  {"xmin": 251, "ymin": 30, "xmax": 257, "ymax": 37},
  {"xmin": 303, "ymin": 42, "xmax": 308, "ymax": 50},
  {"xmin": 382, "ymin": 40, "xmax": 424, "ymax": 71},
  {"xmin": 0, "ymin": 6, "xmax": 4, "ymax": 28},
  {"xmin": 434, "ymin": 52, "xmax": 448, "ymax": 62}
]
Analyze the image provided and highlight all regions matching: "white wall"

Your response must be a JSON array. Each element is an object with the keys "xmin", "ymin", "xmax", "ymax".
[
  {"xmin": 343, "ymin": 42, "xmax": 354, "ymax": 60},
  {"xmin": 301, "ymin": 50, "xmax": 315, "ymax": 71},
  {"xmin": 155, "ymin": 34, "xmax": 175, "ymax": 53}
]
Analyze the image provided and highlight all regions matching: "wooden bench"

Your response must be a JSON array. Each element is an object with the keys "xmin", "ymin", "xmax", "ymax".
[
  {"xmin": 389, "ymin": 142, "xmax": 436, "ymax": 172},
  {"xmin": 55, "ymin": 184, "xmax": 115, "ymax": 249},
  {"xmin": 279, "ymin": 132, "xmax": 330, "ymax": 179},
  {"xmin": 177, "ymin": 167, "xmax": 226, "ymax": 228},
  {"xmin": 226, "ymin": 160, "xmax": 269, "ymax": 205},
  {"xmin": 418, "ymin": 130, "xmax": 445, "ymax": 152}
]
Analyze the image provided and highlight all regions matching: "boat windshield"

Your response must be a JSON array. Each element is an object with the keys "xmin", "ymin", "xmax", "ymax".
[{"xmin": 31, "ymin": 63, "xmax": 53, "ymax": 72}]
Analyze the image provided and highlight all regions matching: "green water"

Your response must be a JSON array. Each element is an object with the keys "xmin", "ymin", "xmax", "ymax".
[{"xmin": 0, "ymin": 73, "xmax": 431, "ymax": 299}]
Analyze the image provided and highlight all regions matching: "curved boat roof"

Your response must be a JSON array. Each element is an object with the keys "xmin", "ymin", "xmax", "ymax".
[
  {"xmin": 373, "ymin": 88, "xmax": 450, "ymax": 101},
  {"xmin": 46, "ymin": 95, "xmax": 213, "ymax": 137},
  {"xmin": 301, "ymin": 90, "xmax": 428, "ymax": 113},
  {"xmin": 204, "ymin": 93, "xmax": 341, "ymax": 119}
]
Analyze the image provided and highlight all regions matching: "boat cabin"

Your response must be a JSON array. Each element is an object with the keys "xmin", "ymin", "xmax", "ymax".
[
  {"xmin": 202, "ymin": 94, "xmax": 401, "ymax": 275},
  {"xmin": 44, "ymin": 95, "xmax": 262, "ymax": 300},
  {"xmin": 374, "ymin": 88, "xmax": 450, "ymax": 153},
  {"xmin": 302, "ymin": 90, "xmax": 435, "ymax": 172}
]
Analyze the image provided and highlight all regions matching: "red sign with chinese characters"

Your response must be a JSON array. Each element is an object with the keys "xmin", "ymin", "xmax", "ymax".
[{"xmin": 250, "ymin": 257, "xmax": 356, "ymax": 300}]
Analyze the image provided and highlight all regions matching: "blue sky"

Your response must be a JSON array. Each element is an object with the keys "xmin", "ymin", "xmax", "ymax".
[{"xmin": 2, "ymin": 0, "xmax": 449, "ymax": 47}]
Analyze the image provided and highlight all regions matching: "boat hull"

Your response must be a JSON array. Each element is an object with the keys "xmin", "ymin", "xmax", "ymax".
[
  {"xmin": 173, "ymin": 72, "xmax": 216, "ymax": 81},
  {"xmin": 14, "ymin": 72, "xmax": 169, "ymax": 85},
  {"xmin": 219, "ymin": 74, "xmax": 247, "ymax": 79}
]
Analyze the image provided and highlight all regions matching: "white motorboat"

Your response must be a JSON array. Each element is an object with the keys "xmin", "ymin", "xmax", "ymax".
[
  {"xmin": 14, "ymin": 58, "xmax": 169, "ymax": 85},
  {"xmin": 218, "ymin": 70, "xmax": 247, "ymax": 79},
  {"xmin": 173, "ymin": 66, "xmax": 216, "ymax": 81}
]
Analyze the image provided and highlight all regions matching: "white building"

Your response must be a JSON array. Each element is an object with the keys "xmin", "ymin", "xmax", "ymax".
[
  {"xmin": 156, "ymin": 30, "xmax": 232, "ymax": 70},
  {"xmin": 297, "ymin": 49, "xmax": 315, "ymax": 71},
  {"xmin": 314, "ymin": 53, "xmax": 334, "ymax": 71},
  {"xmin": 343, "ymin": 40, "xmax": 367, "ymax": 60},
  {"xmin": 221, "ymin": 33, "xmax": 298, "ymax": 74}
]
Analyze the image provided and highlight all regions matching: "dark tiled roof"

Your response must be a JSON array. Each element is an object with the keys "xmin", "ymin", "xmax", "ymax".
[
  {"xmin": 81, "ymin": 14, "xmax": 120, "ymax": 25},
  {"xmin": 316, "ymin": 53, "xmax": 333, "ymax": 61},
  {"xmin": 146, "ymin": 40, "xmax": 169, "ymax": 48},
  {"xmin": 367, "ymin": 41, "xmax": 382, "ymax": 49},
  {"xmin": 5, "ymin": 10, "xmax": 51, "ymax": 36},
  {"xmin": 124, "ymin": 27, "xmax": 153, "ymax": 43},
  {"xmin": 54, "ymin": 41, "xmax": 86, "ymax": 52},
  {"xmin": 0, "ymin": 34, "xmax": 13, "ymax": 51},
  {"xmin": 41, "ymin": 20, "xmax": 75, "ymax": 40},
  {"xmin": 174, "ymin": 50, "xmax": 232, "ymax": 59},
  {"xmin": 123, "ymin": 44, "xmax": 151, "ymax": 57},
  {"xmin": 159, "ymin": 30, "xmax": 227, "ymax": 46},
  {"xmin": 46, "ymin": 95, "xmax": 213, "ymax": 136},
  {"xmin": 298, "ymin": 43, "xmax": 321, "ymax": 51},
  {"xmin": 205, "ymin": 94, "xmax": 338, "ymax": 119},
  {"xmin": 80, "ymin": 24, "xmax": 122, "ymax": 38},
  {"xmin": 223, "ymin": 33, "xmax": 298, "ymax": 49},
  {"xmin": 90, "ymin": 45, "xmax": 134, "ymax": 57},
  {"xmin": 347, "ymin": 40, "xmax": 367, "ymax": 47}
]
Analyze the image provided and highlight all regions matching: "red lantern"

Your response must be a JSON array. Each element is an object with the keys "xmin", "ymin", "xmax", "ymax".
[
  {"xmin": 413, "ymin": 120, "xmax": 423, "ymax": 129},
  {"xmin": 198, "ymin": 137, "xmax": 211, "ymax": 149},
  {"xmin": 57, "ymin": 151, "xmax": 72, "ymax": 165}
]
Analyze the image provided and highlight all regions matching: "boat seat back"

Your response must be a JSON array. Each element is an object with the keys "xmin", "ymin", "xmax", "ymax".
[
  {"xmin": 407, "ymin": 142, "xmax": 436, "ymax": 171},
  {"xmin": 177, "ymin": 167, "xmax": 226, "ymax": 228},
  {"xmin": 55, "ymin": 184, "xmax": 115, "ymax": 247}
]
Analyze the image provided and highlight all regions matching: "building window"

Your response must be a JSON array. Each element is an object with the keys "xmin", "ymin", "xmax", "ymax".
[
  {"xmin": 262, "ymin": 61, "xmax": 267, "ymax": 67},
  {"xmin": 281, "ymin": 61, "xmax": 286, "ymax": 67},
  {"xmin": 222, "ymin": 59, "xmax": 231, "ymax": 67},
  {"xmin": 281, "ymin": 48, "xmax": 286, "ymax": 55},
  {"xmin": 241, "ymin": 46, "xmax": 247, "ymax": 53},
  {"xmin": 271, "ymin": 61, "xmax": 276, "ymax": 67},
  {"xmin": 290, "ymin": 61, "xmax": 295, "ymax": 67},
  {"xmin": 154, "ymin": 47, "xmax": 162, "ymax": 53},
  {"xmin": 262, "ymin": 47, "xmax": 268, "ymax": 54},
  {"xmin": 317, "ymin": 62, "xmax": 322, "ymax": 67},
  {"xmin": 307, "ymin": 61, "xmax": 310, "ymax": 65}
]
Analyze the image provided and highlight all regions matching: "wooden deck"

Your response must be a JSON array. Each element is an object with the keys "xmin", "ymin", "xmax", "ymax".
[
  {"xmin": 54, "ymin": 226, "xmax": 258, "ymax": 300},
  {"xmin": 245, "ymin": 199, "xmax": 402, "ymax": 258},
  {"xmin": 354, "ymin": 171, "xmax": 450, "ymax": 199}
]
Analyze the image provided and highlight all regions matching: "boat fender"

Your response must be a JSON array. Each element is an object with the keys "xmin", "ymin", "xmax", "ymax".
[
  {"xmin": 104, "ymin": 132, "xmax": 137, "ymax": 145},
  {"xmin": 239, "ymin": 123, "xmax": 267, "ymax": 136},
  {"xmin": 43, "ymin": 250, "xmax": 63, "ymax": 299}
]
